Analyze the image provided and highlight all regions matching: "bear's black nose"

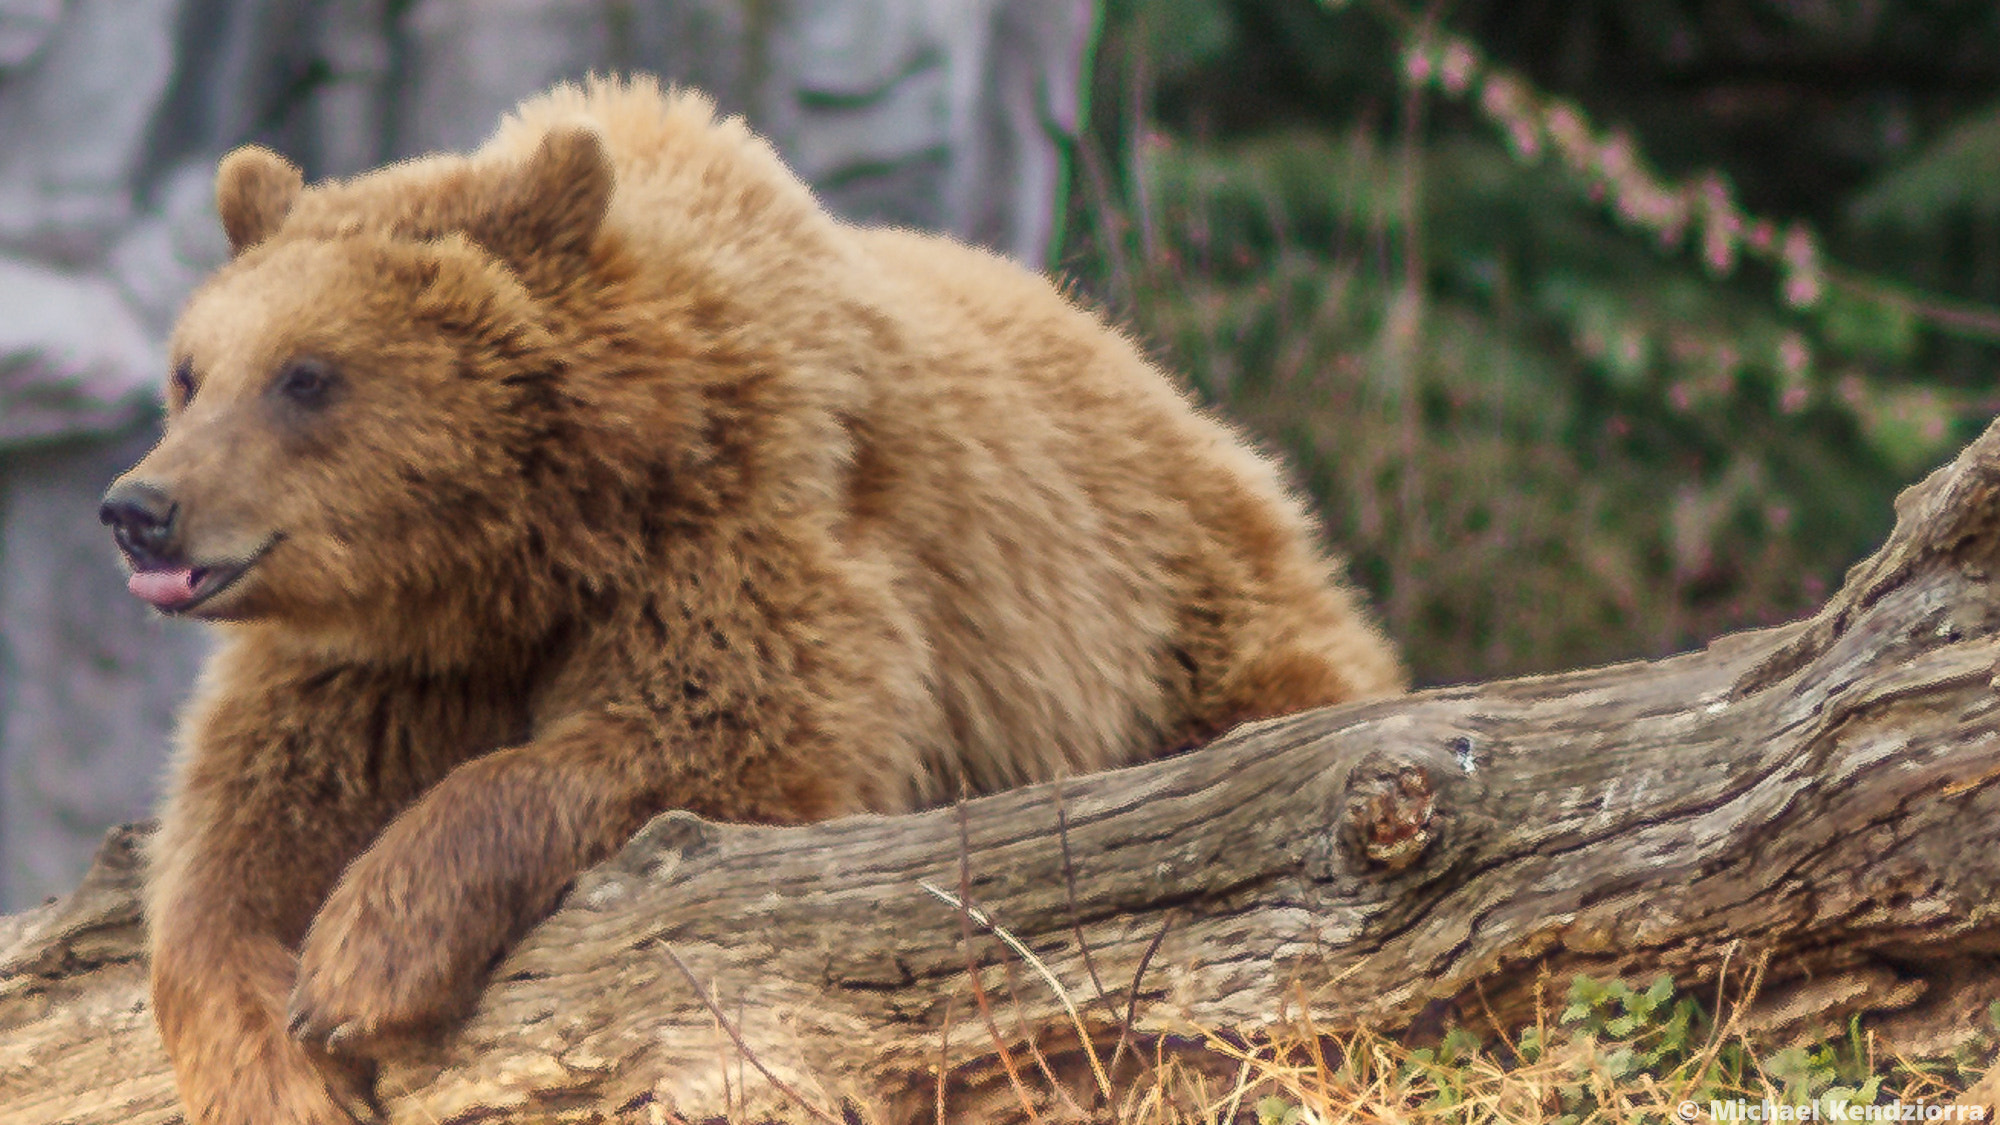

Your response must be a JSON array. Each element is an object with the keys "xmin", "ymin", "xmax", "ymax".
[{"xmin": 99, "ymin": 482, "xmax": 179, "ymax": 565}]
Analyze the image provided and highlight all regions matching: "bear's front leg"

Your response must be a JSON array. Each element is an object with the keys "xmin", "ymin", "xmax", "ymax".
[
  {"xmin": 150, "ymin": 916, "xmax": 376, "ymax": 1125},
  {"xmin": 287, "ymin": 716, "xmax": 674, "ymax": 1055},
  {"xmin": 150, "ymin": 781, "xmax": 389, "ymax": 1124}
]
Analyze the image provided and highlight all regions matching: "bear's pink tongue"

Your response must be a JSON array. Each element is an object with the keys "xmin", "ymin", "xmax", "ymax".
[{"xmin": 128, "ymin": 568, "xmax": 200, "ymax": 609}]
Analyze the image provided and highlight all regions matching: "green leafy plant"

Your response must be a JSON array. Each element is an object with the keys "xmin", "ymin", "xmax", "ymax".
[{"xmin": 1064, "ymin": 0, "xmax": 2000, "ymax": 686}]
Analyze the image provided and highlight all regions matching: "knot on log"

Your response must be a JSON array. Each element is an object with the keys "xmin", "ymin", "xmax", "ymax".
[{"xmin": 1340, "ymin": 754, "xmax": 1440, "ymax": 872}]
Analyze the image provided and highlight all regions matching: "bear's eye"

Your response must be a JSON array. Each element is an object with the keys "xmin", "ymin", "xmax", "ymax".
[
  {"xmin": 274, "ymin": 358, "xmax": 338, "ymax": 409},
  {"xmin": 169, "ymin": 360, "xmax": 196, "ymax": 408}
]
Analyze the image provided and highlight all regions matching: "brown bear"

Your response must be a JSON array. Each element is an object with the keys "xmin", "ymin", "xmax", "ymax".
[{"xmin": 100, "ymin": 76, "xmax": 1404, "ymax": 1124}]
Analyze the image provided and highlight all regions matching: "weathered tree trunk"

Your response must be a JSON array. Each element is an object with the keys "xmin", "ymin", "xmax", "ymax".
[{"xmin": 13, "ymin": 420, "xmax": 2000, "ymax": 1123}]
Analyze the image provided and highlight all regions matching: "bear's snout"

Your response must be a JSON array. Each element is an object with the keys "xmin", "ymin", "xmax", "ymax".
[{"xmin": 100, "ymin": 481, "xmax": 180, "ymax": 567}]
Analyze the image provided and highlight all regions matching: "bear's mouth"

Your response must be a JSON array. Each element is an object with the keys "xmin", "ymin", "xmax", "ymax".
[{"xmin": 127, "ymin": 540, "xmax": 277, "ymax": 615}]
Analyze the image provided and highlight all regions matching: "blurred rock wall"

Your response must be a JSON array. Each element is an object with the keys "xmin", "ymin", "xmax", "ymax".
[{"xmin": 0, "ymin": 0, "xmax": 1093, "ymax": 909}]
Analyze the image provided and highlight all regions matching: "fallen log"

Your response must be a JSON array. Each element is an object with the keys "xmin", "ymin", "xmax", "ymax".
[{"xmin": 12, "ymin": 418, "xmax": 2000, "ymax": 1124}]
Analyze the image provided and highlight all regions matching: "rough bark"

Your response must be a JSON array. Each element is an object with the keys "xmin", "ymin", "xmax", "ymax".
[{"xmin": 13, "ymin": 419, "xmax": 2000, "ymax": 1123}]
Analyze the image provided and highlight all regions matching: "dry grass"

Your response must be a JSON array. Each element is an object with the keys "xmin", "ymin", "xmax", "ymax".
[
  {"xmin": 874, "ymin": 809, "xmax": 1998, "ymax": 1125},
  {"xmin": 933, "ymin": 967, "xmax": 1996, "ymax": 1125}
]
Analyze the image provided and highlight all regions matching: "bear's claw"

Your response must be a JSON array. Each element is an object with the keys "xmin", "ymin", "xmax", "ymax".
[{"xmin": 284, "ymin": 1000, "xmax": 351, "ymax": 1053}]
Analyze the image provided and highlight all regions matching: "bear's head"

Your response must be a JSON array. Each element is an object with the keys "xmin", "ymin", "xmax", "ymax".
[{"xmin": 101, "ymin": 127, "xmax": 630, "ymax": 660}]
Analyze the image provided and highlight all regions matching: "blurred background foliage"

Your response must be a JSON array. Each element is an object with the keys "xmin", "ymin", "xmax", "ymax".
[{"xmin": 1058, "ymin": 0, "xmax": 2000, "ymax": 686}]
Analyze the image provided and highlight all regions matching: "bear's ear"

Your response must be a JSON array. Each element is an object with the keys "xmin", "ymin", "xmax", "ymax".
[
  {"xmin": 215, "ymin": 145, "xmax": 303, "ymax": 256},
  {"xmin": 477, "ymin": 126, "xmax": 615, "ymax": 270}
]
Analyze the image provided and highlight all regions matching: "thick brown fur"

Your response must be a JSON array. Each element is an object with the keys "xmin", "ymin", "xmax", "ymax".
[{"xmin": 114, "ymin": 77, "xmax": 1405, "ymax": 1124}]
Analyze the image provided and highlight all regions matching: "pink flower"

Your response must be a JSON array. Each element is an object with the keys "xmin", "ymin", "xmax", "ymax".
[
  {"xmin": 1777, "ymin": 332, "xmax": 1810, "ymax": 377},
  {"xmin": 1546, "ymin": 105, "xmax": 1586, "ymax": 148},
  {"xmin": 1404, "ymin": 46, "xmax": 1434, "ymax": 86},
  {"xmin": 1480, "ymin": 74, "xmax": 1524, "ymax": 118},
  {"xmin": 1440, "ymin": 41, "xmax": 1476, "ymax": 94},
  {"xmin": 1617, "ymin": 329, "xmax": 1646, "ymax": 369},
  {"xmin": 1783, "ymin": 224, "xmax": 1816, "ymax": 268},
  {"xmin": 1783, "ymin": 270, "xmax": 1822, "ymax": 309},
  {"xmin": 1703, "ymin": 221, "xmax": 1737, "ymax": 274},
  {"xmin": 1509, "ymin": 119, "xmax": 1541, "ymax": 160},
  {"xmin": 1598, "ymin": 131, "xmax": 1634, "ymax": 178},
  {"xmin": 1700, "ymin": 174, "xmax": 1729, "ymax": 209}
]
